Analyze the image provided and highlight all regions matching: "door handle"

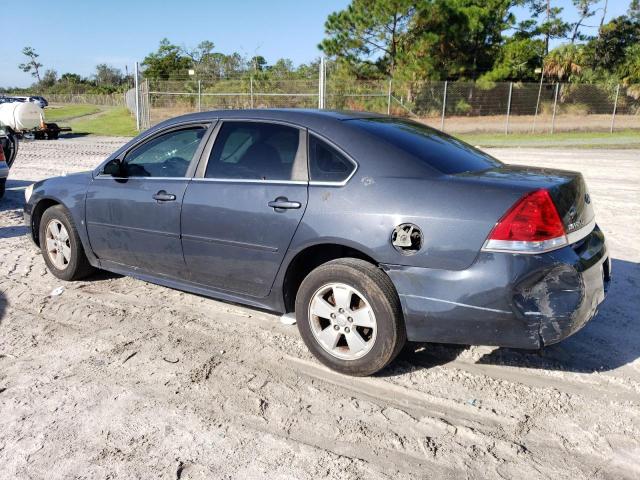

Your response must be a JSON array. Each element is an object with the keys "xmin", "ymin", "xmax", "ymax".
[
  {"xmin": 268, "ymin": 197, "xmax": 301, "ymax": 210},
  {"xmin": 152, "ymin": 190, "xmax": 176, "ymax": 202}
]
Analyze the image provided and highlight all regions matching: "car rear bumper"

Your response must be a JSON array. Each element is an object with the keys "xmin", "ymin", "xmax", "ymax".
[{"xmin": 382, "ymin": 226, "xmax": 610, "ymax": 349}]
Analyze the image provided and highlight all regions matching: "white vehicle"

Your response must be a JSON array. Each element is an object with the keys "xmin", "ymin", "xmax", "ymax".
[
  {"xmin": 0, "ymin": 101, "xmax": 43, "ymax": 132},
  {"xmin": 8, "ymin": 95, "xmax": 48, "ymax": 109}
]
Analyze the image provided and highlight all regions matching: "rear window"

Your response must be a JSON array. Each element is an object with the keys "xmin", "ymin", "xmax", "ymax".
[{"xmin": 347, "ymin": 118, "xmax": 502, "ymax": 174}]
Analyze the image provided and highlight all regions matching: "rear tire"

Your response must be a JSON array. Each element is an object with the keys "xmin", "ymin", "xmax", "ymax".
[
  {"xmin": 295, "ymin": 258, "xmax": 406, "ymax": 376},
  {"xmin": 0, "ymin": 178, "xmax": 5, "ymax": 199},
  {"xmin": 39, "ymin": 205, "xmax": 94, "ymax": 281}
]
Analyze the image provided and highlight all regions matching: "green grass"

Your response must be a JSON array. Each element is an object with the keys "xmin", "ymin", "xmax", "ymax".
[
  {"xmin": 70, "ymin": 107, "xmax": 138, "ymax": 137},
  {"xmin": 459, "ymin": 130, "xmax": 640, "ymax": 149},
  {"xmin": 44, "ymin": 104, "xmax": 101, "ymax": 122}
]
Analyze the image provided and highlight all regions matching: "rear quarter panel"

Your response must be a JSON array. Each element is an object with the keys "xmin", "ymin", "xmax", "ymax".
[{"xmin": 289, "ymin": 173, "xmax": 530, "ymax": 271}]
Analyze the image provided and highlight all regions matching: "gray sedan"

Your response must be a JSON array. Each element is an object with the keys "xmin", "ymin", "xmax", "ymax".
[{"xmin": 23, "ymin": 109, "xmax": 610, "ymax": 375}]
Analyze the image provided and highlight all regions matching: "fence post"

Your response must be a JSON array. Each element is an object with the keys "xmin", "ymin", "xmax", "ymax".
[
  {"xmin": 250, "ymin": 76, "xmax": 254, "ymax": 109},
  {"xmin": 145, "ymin": 79, "xmax": 150, "ymax": 129},
  {"xmin": 532, "ymin": 73, "xmax": 544, "ymax": 133},
  {"xmin": 505, "ymin": 82, "xmax": 513, "ymax": 135},
  {"xmin": 441, "ymin": 80, "xmax": 448, "ymax": 131},
  {"xmin": 610, "ymin": 84, "xmax": 620, "ymax": 133},
  {"xmin": 551, "ymin": 83, "xmax": 560, "ymax": 134},
  {"xmin": 323, "ymin": 59, "xmax": 327, "ymax": 108},
  {"xmin": 387, "ymin": 78, "xmax": 392, "ymax": 115},
  {"xmin": 197, "ymin": 80, "xmax": 202, "ymax": 112},
  {"xmin": 318, "ymin": 57, "xmax": 325, "ymax": 109},
  {"xmin": 134, "ymin": 62, "xmax": 140, "ymax": 131}
]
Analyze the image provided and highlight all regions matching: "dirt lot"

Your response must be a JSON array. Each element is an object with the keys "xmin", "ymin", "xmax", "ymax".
[{"xmin": 1, "ymin": 137, "xmax": 639, "ymax": 480}]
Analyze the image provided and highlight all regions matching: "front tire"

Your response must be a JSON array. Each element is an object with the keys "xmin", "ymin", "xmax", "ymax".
[
  {"xmin": 295, "ymin": 258, "xmax": 406, "ymax": 376},
  {"xmin": 3, "ymin": 133, "xmax": 18, "ymax": 168},
  {"xmin": 39, "ymin": 205, "xmax": 94, "ymax": 281}
]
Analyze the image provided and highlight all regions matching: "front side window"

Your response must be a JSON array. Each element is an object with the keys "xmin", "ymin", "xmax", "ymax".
[
  {"xmin": 308, "ymin": 135, "xmax": 355, "ymax": 183},
  {"xmin": 123, "ymin": 127, "xmax": 206, "ymax": 177},
  {"xmin": 205, "ymin": 122, "xmax": 304, "ymax": 181}
]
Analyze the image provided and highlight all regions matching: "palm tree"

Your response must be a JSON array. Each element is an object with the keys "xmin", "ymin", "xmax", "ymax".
[{"xmin": 543, "ymin": 45, "xmax": 583, "ymax": 82}]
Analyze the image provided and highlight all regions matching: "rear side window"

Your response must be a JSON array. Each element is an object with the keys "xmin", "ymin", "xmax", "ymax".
[
  {"xmin": 308, "ymin": 135, "xmax": 355, "ymax": 183},
  {"xmin": 205, "ymin": 121, "xmax": 304, "ymax": 181},
  {"xmin": 347, "ymin": 118, "xmax": 502, "ymax": 174}
]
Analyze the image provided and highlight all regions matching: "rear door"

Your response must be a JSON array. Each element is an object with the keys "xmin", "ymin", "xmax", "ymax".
[
  {"xmin": 181, "ymin": 120, "xmax": 308, "ymax": 297},
  {"xmin": 86, "ymin": 123, "xmax": 210, "ymax": 276}
]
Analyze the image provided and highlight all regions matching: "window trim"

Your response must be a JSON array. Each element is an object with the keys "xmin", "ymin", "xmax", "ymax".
[
  {"xmin": 194, "ymin": 118, "xmax": 309, "ymax": 184},
  {"xmin": 307, "ymin": 130, "xmax": 358, "ymax": 187},
  {"xmin": 95, "ymin": 121, "xmax": 214, "ymax": 180}
]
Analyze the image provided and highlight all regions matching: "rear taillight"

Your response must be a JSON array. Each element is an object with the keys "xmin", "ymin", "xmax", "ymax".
[
  {"xmin": 482, "ymin": 189, "xmax": 568, "ymax": 254},
  {"xmin": 0, "ymin": 146, "xmax": 5, "ymax": 162}
]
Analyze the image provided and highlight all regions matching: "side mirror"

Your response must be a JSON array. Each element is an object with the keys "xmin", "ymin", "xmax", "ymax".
[{"xmin": 103, "ymin": 158, "xmax": 123, "ymax": 176}]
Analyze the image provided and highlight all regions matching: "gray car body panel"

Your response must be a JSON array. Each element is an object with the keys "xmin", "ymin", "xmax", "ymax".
[{"xmin": 24, "ymin": 109, "xmax": 609, "ymax": 348}]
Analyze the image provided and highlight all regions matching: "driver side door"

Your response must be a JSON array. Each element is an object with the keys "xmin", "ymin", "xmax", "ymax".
[{"xmin": 85, "ymin": 123, "xmax": 210, "ymax": 277}]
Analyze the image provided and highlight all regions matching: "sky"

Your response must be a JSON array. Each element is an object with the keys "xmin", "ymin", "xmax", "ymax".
[{"xmin": 0, "ymin": 0, "xmax": 633, "ymax": 88}]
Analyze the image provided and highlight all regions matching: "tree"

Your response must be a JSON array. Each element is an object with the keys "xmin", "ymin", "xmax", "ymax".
[
  {"xmin": 618, "ymin": 43, "xmax": 640, "ymax": 85},
  {"xmin": 40, "ymin": 69, "xmax": 58, "ymax": 88},
  {"xmin": 447, "ymin": 0, "xmax": 518, "ymax": 80},
  {"xmin": 481, "ymin": 37, "xmax": 545, "ymax": 81},
  {"xmin": 395, "ymin": 1, "xmax": 470, "ymax": 80},
  {"xmin": 583, "ymin": 16, "xmax": 640, "ymax": 72},
  {"xmin": 543, "ymin": 44, "xmax": 583, "ymax": 81},
  {"xmin": 570, "ymin": 0, "xmax": 598, "ymax": 43},
  {"xmin": 267, "ymin": 58, "xmax": 295, "ymax": 77},
  {"xmin": 249, "ymin": 55, "xmax": 267, "ymax": 72},
  {"xmin": 319, "ymin": 0, "xmax": 417, "ymax": 76},
  {"xmin": 18, "ymin": 46, "xmax": 43, "ymax": 82},
  {"xmin": 94, "ymin": 64, "xmax": 124, "ymax": 85},
  {"xmin": 599, "ymin": 0, "xmax": 608, "ymax": 30},
  {"xmin": 60, "ymin": 73, "xmax": 83, "ymax": 84},
  {"xmin": 629, "ymin": 0, "xmax": 640, "ymax": 22},
  {"xmin": 520, "ymin": 1, "xmax": 570, "ymax": 55},
  {"xmin": 182, "ymin": 40, "xmax": 215, "ymax": 75},
  {"xmin": 141, "ymin": 38, "xmax": 192, "ymax": 79}
]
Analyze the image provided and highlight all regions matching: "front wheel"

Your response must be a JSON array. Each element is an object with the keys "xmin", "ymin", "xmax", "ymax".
[
  {"xmin": 3, "ymin": 133, "xmax": 18, "ymax": 168},
  {"xmin": 39, "ymin": 205, "xmax": 95, "ymax": 281},
  {"xmin": 295, "ymin": 258, "xmax": 406, "ymax": 376}
]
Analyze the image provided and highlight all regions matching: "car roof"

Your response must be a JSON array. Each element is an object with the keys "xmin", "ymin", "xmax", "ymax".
[{"xmin": 156, "ymin": 108, "xmax": 387, "ymax": 130}]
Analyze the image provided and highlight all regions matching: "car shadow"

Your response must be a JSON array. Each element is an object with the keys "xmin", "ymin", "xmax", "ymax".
[
  {"xmin": 0, "ymin": 224, "xmax": 29, "ymax": 239},
  {"xmin": 0, "ymin": 179, "xmax": 30, "ymax": 239},
  {"xmin": 379, "ymin": 258, "xmax": 639, "ymax": 376},
  {"xmin": 60, "ymin": 133, "xmax": 90, "ymax": 139},
  {"xmin": 0, "ymin": 289, "xmax": 6, "ymax": 327},
  {"xmin": 0, "ymin": 179, "xmax": 31, "ymax": 212},
  {"xmin": 86, "ymin": 269, "xmax": 123, "ymax": 281}
]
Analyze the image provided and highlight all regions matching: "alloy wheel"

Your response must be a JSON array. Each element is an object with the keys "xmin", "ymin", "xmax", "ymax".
[
  {"xmin": 308, "ymin": 282, "xmax": 377, "ymax": 360},
  {"xmin": 45, "ymin": 219, "xmax": 71, "ymax": 270}
]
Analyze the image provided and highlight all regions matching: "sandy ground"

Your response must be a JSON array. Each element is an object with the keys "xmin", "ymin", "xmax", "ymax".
[{"xmin": 1, "ymin": 137, "xmax": 639, "ymax": 480}]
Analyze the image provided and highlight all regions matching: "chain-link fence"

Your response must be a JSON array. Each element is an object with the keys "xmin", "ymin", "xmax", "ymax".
[
  {"xmin": 120, "ymin": 61, "xmax": 640, "ymax": 134},
  {"xmin": 6, "ymin": 92, "xmax": 126, "ymax": 106},
  {"xmin": 324, "ymin": 77, "xmax": 639, "ymax": 134}
]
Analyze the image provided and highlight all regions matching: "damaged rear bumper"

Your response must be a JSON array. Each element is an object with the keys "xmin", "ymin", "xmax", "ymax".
[{"xmin": 382, "ymin": 227, "xmax": 610, "ymax": 349}]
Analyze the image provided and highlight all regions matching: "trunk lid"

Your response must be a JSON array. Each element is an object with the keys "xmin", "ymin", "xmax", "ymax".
[{"xmin": 457, "ymin": 164, "xmax": 595, "ymax": 237}]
